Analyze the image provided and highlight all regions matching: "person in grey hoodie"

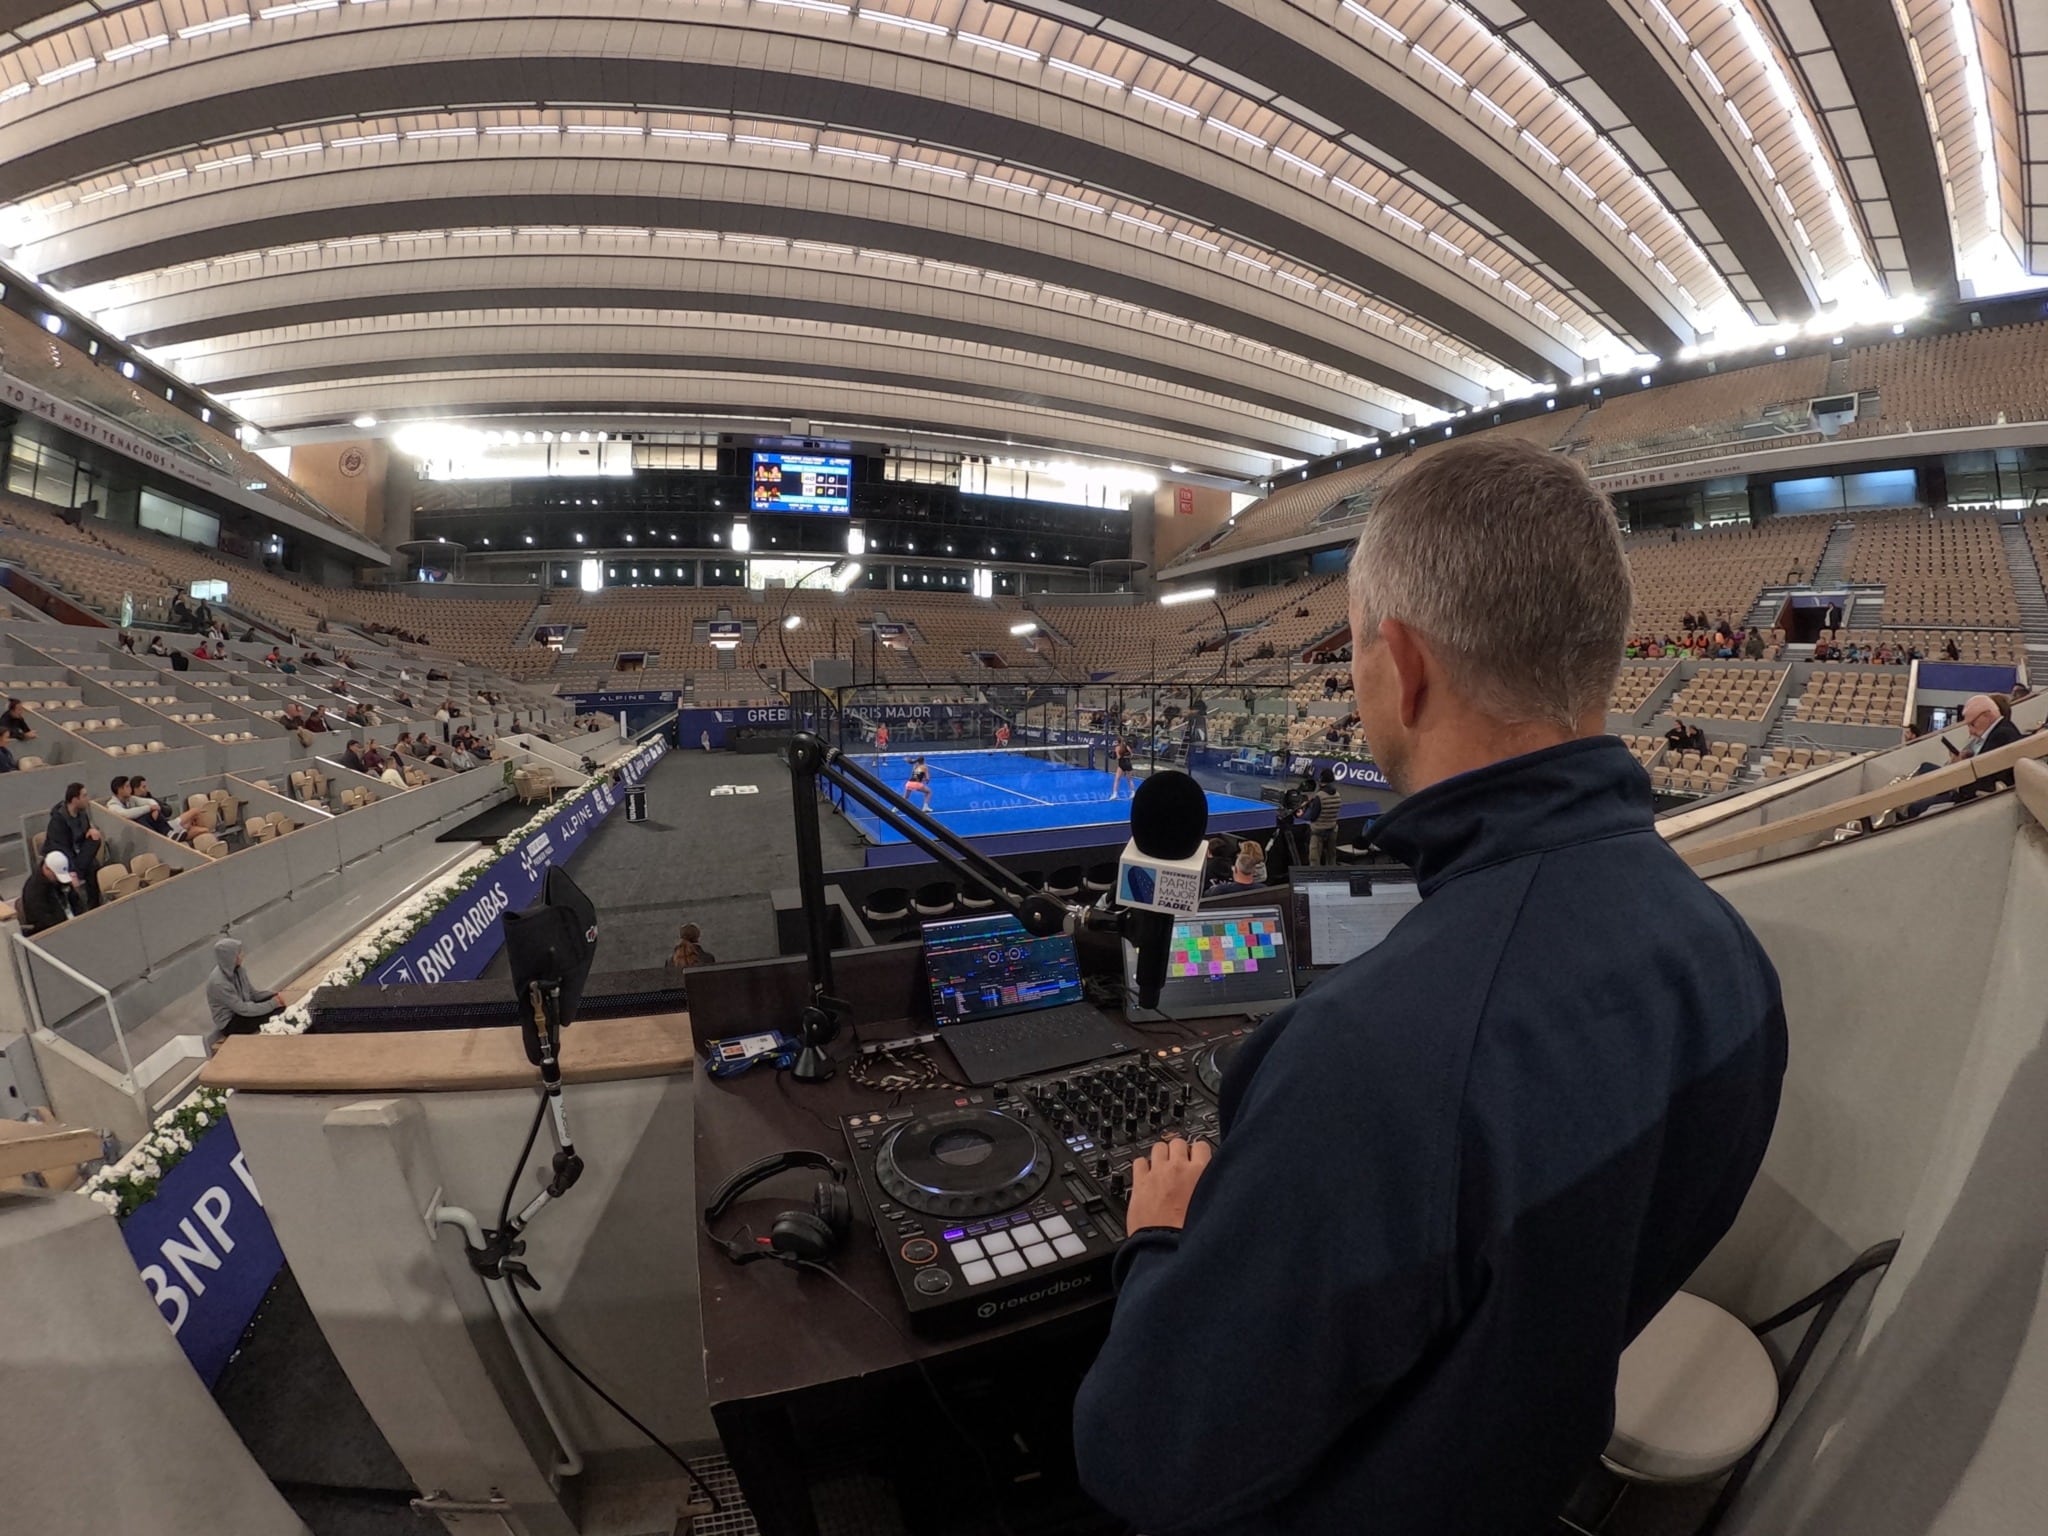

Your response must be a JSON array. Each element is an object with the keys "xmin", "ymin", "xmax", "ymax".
[{"xmin": 207, "ymin": 937, "xmax": 284, "ymax": 1038}]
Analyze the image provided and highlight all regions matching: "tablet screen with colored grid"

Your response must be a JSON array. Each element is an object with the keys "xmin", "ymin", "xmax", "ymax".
[{"xmin": 1170, "ymin": 914, "xmax": 1285, "ymax": 978}]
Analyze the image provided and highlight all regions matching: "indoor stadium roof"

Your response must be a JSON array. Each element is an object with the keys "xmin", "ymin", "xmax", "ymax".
[{"xmin": 0, "ymin": 0, "xmax": 2038, "ymax": 479}]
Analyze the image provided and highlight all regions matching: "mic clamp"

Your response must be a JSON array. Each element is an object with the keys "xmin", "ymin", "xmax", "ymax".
[{"xmin": 465, "ymin": 1228, "xmax": 542, "ymax": 1290}]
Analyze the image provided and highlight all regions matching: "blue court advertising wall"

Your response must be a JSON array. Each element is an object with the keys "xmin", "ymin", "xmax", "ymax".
[
  {"xmin": 371, "ymin": 738, "xmax": 667, "ymax": 985},
  {"xmin": 121, "ymin": 1121, "xmax": 284, "ymax": 1388}
]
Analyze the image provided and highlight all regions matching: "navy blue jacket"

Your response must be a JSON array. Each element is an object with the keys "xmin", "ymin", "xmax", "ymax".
[{"xmin": 1074, "ymin": 736, "xmax": 1786, "ymax": 1535}]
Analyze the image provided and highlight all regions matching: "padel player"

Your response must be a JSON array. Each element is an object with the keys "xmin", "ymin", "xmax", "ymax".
[
  {"xmin": 904, "ymin": 756, "xmax": 931, "ymax": 806},
  {"xmin": 1111, "ymin": 737, "xmax": 1136, "ymax": 798},
  {"xmin": 1075, "ymin": 440, "xmax": 1786, "ymax": 1536},
  {"xmin": 874, "ymin": 721, "xmax": 890, "ymax": 758},
  {"xmin": 995, "ymin": 721, "xmax": 1012, "ymax": 749}
]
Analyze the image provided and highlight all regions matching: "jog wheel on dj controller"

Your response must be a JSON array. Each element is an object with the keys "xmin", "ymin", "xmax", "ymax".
[
  {"xmin": 873, "ymin": 1106, "xmax": 1053, "ymax": 1219},
  {"xmin": 1196, "ymin": 1035, "xmax": 1249, "ymax": 1096}
]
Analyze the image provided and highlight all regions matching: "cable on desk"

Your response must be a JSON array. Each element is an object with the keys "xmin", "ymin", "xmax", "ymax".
[{"xmin": 774, "ymin": 1060, "xmax": 860, "ymax": 1137}]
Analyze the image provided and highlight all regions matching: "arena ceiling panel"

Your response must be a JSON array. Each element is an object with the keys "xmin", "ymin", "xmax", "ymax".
[{"xmin": 0, "ymin": 0, "xmax": 2035, "ymax": 479}]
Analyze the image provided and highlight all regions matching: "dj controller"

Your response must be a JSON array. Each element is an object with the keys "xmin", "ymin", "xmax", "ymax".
[{"xmin": 841, "ymin": 1024, "xmax": 1258, "ymax": 1333}]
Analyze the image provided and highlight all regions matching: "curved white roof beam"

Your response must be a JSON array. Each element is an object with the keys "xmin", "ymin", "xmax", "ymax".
[
  {"xmin": 18, "ymin": 128, "xmax": 1496, "ymax": 404},
  {"xmin": 72, "ymin": 239, "xmax": 1404, "ymax": 437},
  {"xmin": 1891, "ymin": 0, "xmax": 2027, "ymax": 295},
  {"xmin": 169, "ymin": 306, "xmax": 1351, "ymax": 459},
  {"xmin": 21, "ymin": 110, "xmax": 1503, "ymax": 398},
  {"xmin": 0, "ymin": 0, "xmax": 1603, "ymax": 372},
  {"xmin": 216, "ymin": 368, "xmax": 1297, "ymax": 482}
]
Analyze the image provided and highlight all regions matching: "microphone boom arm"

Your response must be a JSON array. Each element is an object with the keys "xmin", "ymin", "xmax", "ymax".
[{"xmin": 782, "ymin": 730, "xmax": 1104, "ymax": 1082}]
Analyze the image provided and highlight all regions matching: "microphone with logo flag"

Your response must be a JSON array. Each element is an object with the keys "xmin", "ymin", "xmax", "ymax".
[{"xmin": 1116, "ymin": 771, "xmax": 1211, "ymax": 1010}]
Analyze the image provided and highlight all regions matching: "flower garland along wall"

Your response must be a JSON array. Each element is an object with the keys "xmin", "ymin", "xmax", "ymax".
[{"xmin": 78, "ymin": 766, "xmax": 625, "ymax": 1217}]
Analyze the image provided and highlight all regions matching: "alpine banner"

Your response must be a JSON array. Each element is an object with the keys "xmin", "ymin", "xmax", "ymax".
[{"xmin": 371, "ymin": 738, "xmax": 666, "ymax": 985}]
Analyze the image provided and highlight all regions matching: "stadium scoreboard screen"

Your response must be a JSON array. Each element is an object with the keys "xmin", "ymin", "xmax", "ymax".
[{"xmin": 751, "ymin": 452, "xmax": 852, "ymax": 515}]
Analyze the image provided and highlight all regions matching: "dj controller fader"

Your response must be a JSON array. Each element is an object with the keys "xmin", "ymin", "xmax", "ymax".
[{"xmin": 843, "ymin": 1023, "xmax": 1259, "ymax": 1332}]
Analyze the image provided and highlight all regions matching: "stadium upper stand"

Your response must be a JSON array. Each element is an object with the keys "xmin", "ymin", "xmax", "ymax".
[
  {"xmin": 1189, "ymin": 323, "xmax": 2048, "ymax": 569},
  {"xmin": 0, "ymin": 305, "xmax": 353, "ymax": 536}
]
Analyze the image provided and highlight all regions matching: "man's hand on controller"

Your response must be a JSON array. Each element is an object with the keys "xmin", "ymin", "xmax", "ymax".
[{"xmin": 1124, "ymin": 1136, "xmax": 1213, "ymax": 1231}]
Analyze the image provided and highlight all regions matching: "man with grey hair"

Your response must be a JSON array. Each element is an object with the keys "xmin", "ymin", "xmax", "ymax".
[{"xmin": 1078, "ymin": 439, "xmax": 1787, "ymax": 1536}]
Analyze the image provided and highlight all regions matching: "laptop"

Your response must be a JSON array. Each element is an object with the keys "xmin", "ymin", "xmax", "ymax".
[
  {"xmin": 1122, "ymin": 907, "xmax": 1296, "ymax": 1023},
  {"xmin": 1288, "ymin": 869, "xmax": 1422, "ymax": 981},
  {"xmin": 921, "ymin": 913, "xmax": 1138, "ymax": 1084}
]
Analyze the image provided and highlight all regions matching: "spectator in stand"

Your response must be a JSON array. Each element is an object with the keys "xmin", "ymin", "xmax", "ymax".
[
  {"xmin": 264, "ymin": 646, "xmax": 283, "ymax": 668},
  {"xmin": 20, "ymin": 850, "xmax": 82, "ymax": 934},
  {"xmin": 379, "ymin": 760, "xmax": 407, "ymax": 788},
  {"xmin": 0, "ymin": 728, "xmax": 16, "ymax": 774},
  {"xmin": 111, "ymin": 777, "xmax": 173, "ymax": 835},
  {"xmin": 1, "ymin": 697, "xmax": 34, "ymax": 742},
  {"xmin": 1204, "ymin": 842, "xmax": 1267, "ymax": 897},
  {"xmin": 345, "ymin": 701, "xmax": 372, "ymax": 728},
  {"xmin": 46, "ymin": 783, "xmax": 104, "ymax": 909},
  {"xmin": 170, "ymin": 594, "xmax": 194, "ymax": 628},
  {"xmin": 1665, "ymin": 718, "xmax": 1707, "ymax": 756},
  {"xmin": 280, "ymin": 702, "xmax": 314, "ymax": 747},
  {"xmin": 670, "ymin": 923, "xmax": 717, "ymax": 968},
  {"xmin": 1743, "ymin": 628, "xmax": 1766, "ymax": 660},
  {"xmin": 207, "ymin": 937, "xmax": 286, "ymax": 1038},
  {"xmin": 1900, "ymin": 695, "xmax": 2023, "ymax": 820},
  {"xmin": 1944, "ymin": 637, "xmax": 1961, "ymax": 661},
  {"xmin": 147, "ymin": 633, "xmax": 170, "ymax": 659},
  {"xmin": 341, "ymin": 739, "xmax": 368, "ymax": 774},
  {"xmin": 118, "ymin": 632, "xmax": 136, "ymax": 655}
]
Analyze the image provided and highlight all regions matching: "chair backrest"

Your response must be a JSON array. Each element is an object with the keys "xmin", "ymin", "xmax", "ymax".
[{"xmin": 96, "ymin": 863, "xmax": 129, "ymax": 896}]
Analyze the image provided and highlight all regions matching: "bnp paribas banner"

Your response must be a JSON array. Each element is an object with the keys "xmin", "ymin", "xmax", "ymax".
[{"xmin": 372, "ymin": 738, "xmax": 666, "ymax": 985}]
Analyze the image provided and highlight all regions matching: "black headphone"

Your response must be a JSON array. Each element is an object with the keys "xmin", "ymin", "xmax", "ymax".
[{"xmin": 702, "ymin": 1150, "xmax": 852, "ymax": 1267}]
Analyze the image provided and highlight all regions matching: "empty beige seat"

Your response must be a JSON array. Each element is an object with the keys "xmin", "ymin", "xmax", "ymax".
[{"xmin": 1604, "ymin": 1292, "xmax": 1777, "ymax": 1485}]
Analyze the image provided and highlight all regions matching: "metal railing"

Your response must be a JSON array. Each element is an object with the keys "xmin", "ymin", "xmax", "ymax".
[{"xmin": 9, "ymin": 929, "xmax": 151, "ymax": 1124}]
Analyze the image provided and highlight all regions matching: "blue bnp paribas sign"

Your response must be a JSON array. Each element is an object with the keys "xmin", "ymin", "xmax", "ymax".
[
  {"xmin": 122, "ymin": 1120, "xmax": 284, "ymax": 1388},
  {"xmin": 372, "ymin": 738, "xmax": 666, "ymax": 986}
]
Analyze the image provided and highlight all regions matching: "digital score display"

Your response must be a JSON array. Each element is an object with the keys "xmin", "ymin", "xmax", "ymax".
[{"xmin": 750, "ymin": 452, "xmax": 852, "ymax": 515}]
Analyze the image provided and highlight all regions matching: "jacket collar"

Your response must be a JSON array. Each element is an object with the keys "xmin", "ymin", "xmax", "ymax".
[{"xmin": 1369, "ymin": 735, "xmax": 1654, "ymax": 896}]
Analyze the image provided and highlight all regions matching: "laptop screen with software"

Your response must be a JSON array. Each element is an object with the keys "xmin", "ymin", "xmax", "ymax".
[{"xmin": 923, "ymin": 912, "xmax": 1085, "ymax": 1023}]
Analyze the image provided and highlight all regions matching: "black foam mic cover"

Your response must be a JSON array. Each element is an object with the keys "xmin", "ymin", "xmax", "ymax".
[{"xmin": 1128, "ymin": 771, "xmax": 1209, "ymax": 860}]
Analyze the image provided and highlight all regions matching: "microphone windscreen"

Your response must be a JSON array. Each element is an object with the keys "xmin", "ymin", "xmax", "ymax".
[{"xmin": 1129, "ymin": 770, "xmax": 1209, "ymax": 860}]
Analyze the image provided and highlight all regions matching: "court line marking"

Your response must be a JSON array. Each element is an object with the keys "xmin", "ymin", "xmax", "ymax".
[{"xmin": 927, "ymin": 762, "xmax": 1053, "ymax": 806}]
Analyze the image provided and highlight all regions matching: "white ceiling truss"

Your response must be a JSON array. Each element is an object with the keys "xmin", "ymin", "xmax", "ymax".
[{"xmin": 0, "ymin": 0, "xmax": 2036, "ymax": 478}]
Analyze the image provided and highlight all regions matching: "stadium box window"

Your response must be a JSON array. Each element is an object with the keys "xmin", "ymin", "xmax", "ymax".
[
  {"xmin": 5, "ymin": 437, "xmax": 105, "ymax": 511},
  {"xmin": 138, "ymin": 489, "xmax": 221, "ymax": 547}
]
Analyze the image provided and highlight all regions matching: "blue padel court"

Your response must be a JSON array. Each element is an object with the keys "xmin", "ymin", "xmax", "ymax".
[{"xmin": 835, "ymin": 747, "xmax": 1279, "ymax": 867}]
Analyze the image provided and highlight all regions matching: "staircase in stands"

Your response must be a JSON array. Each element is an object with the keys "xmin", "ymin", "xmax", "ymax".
[
  {"xmin": 1997, "ymin": 521, "xmax": 2048, "ymax": 661},
  {"xmin": 1813, "ymin": 520, "xmax": 1856, "ymax": 589}
]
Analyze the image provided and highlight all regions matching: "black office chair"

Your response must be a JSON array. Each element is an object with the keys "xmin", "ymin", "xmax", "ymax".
[
  {"xmin": 912, "ymin": 881, "xmax": 958, "ymax": 920},
  {"xmin": 1082, "ymin": 863, "xmax": 1116, "ymax": 900},
  {"xmin": 1046, "ymin": 865, "xmax": 1083, "ymax": 900},
  {"xmin": 860, "ymin": 886, "xmax": 913, "ymax": 941}
]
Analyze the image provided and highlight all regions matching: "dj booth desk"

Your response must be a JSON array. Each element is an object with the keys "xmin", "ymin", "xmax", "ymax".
[{"xmin": 688, "ymin": 941, "xmax": 1252, "ymax": 1536}]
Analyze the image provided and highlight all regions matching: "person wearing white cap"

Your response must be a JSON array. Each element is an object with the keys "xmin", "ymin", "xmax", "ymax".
[{"xmin": 19, "ymin": 850, "xmax": 81, "ymax": 934}]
